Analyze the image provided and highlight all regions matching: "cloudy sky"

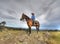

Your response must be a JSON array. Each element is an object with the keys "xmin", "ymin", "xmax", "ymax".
[{"xmin": 0, "ymin": 0, "xmax": 60, "ymax": 29}]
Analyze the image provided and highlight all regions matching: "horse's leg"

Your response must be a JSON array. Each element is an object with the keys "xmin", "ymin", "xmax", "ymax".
[
  {"xmin": 29, "ymin": 26, "xmax": 31, "ymax": 34},
  {"xmin": 27, "ymin": 20, "xmax": 32, "ymax": 35},
  {"xmin": 36, "ymin": 26, "xmax": 39, "ymax": 33}
]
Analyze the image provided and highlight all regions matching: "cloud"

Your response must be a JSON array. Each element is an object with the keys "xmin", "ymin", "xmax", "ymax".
[
  {"xmin": 46, "ymin": 7, "xmax": 60, "ymax": 25},
  {"xmin": 0, "ymin": 10, "xmax": 17, "ymax": 19},
  {"xmin": 37, "ymin": 14, "xmax": 47, "ymax": 24},
  {"xmin": 0, "ymin": 0, "xmax": 60, "ymax": 29}
]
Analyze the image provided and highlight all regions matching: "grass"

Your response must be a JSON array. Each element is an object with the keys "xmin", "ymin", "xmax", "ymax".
[
  {"xmin": 50, "ymin": 32, "xmax": 60, "ymax": 44},
  {"xmin": 0, "ymin": 28, "xmax": 60, "ymax": 44}
]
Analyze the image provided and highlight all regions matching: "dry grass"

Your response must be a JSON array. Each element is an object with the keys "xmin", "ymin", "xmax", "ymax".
[{"xmin": 0, "ymin": 28, "xmax": 60, "ymax": 44}]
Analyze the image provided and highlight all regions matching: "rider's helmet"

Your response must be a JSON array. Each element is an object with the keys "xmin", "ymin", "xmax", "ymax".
[{"xmin": 31, "ymin": 13, "xmax": 34, "ymax": 15}]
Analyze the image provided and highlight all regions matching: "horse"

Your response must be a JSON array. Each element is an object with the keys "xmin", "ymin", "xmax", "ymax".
[{"xmin": 20, "ymin": 13, "xmax": 40, "ymax": 34}]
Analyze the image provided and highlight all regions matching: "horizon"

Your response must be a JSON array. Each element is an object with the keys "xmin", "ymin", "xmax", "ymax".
[{"xmin": 5, "ymin": 25, "xmax": 60, "ymax": 30}]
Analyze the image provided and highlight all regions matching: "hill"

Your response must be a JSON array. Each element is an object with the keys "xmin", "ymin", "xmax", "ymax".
[{"xmin": 0, "ymin": 27, "xmax": 60, "ymax": 44}]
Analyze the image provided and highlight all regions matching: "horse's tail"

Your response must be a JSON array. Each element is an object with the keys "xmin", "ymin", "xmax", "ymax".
[{"xmin": 38, "ymin": 21, "xmax": 40, "ymax": 27}]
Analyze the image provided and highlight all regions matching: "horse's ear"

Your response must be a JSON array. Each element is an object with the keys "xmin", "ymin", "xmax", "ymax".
[{"xmin": 22, "ymin": 13, "xmax": 24, "ymax": 15}]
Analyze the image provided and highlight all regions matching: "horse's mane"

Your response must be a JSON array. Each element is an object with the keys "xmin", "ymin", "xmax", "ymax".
[{"xmin": 23, "ymin": 14, "xmax": 30, "ymax": 19}]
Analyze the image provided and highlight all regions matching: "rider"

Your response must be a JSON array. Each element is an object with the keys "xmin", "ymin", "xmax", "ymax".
[{"xmin": 31, "ymin": 13, "xmax": 35, "ymax": 24}]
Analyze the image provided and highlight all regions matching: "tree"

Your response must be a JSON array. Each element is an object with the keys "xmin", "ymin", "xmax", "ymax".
[{"xmin": 0, "ymin": 21, "xmax": 6, "ymax": 27}]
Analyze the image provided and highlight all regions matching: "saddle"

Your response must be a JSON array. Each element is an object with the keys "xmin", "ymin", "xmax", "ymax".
[{"xmin": 32, "ymin": 20, "xmax": 38, "ymax": 25}]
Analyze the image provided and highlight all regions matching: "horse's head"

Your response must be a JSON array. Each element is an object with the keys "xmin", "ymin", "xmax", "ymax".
[{"xmin": 20, "ymin": 13, "xmax": 26, "ymax": 21}]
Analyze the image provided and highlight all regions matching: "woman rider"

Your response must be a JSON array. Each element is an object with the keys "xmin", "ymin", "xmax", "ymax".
[{"xmin": 31, "ymin": 13, "xmax": 35, "ymax": 24}]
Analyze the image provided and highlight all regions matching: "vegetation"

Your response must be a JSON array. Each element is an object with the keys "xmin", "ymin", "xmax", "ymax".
[
  {"xmin": 0, "ymin": 21, "xmax": 6, "ymax": 26},
  {"xmin": 0, "ymin": 27, "xmax": 60, "ymax": 44}
]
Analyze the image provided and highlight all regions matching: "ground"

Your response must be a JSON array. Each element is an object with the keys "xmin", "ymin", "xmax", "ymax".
[{"xmin": 0, "ymin": 27, "xmax": 60, "ymax": 44}]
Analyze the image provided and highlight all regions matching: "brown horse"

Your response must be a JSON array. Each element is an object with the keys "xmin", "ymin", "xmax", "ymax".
[{"xmin": 20, "ymin": 13, "xmax": 40, "ymax": 34}]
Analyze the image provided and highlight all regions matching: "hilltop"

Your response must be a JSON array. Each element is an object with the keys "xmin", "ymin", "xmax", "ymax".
[{"xmin": 0, "ymin": 27, "xmax": 60, "ymax": 44}]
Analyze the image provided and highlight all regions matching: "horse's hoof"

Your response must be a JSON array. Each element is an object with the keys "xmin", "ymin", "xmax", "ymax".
[{"xmin": 28, "ymin": 33, "xmax": 31, "ymax": 36}]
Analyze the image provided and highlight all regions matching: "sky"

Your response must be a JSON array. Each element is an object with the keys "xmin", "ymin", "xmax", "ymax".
[{"xmin": 0, "ymin": 0, "xmax": 60, "ymax": 29}]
